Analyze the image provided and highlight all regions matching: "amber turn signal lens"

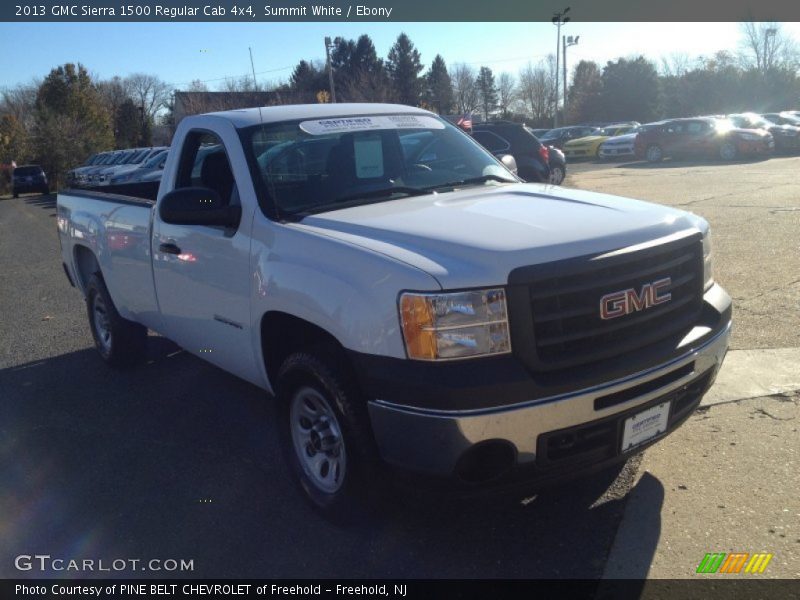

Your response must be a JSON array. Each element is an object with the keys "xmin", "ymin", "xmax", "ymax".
[{"xmin": 400, "ymin": 294, "xmax": 437, "ymax": 360}]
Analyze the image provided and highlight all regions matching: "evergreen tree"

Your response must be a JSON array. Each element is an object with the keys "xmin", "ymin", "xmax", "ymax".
[
  {"xmin": 425, "ymin": 55, "xmax": 454, "ymax": 114},
  {"xmin": 387, "ymin": 33, "xmax": 424, "ymax": 106}
]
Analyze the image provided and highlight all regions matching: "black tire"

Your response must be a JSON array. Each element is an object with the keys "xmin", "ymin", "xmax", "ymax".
[
  {"xmin": 276, "ymin": 347, "xmax": 382, "ymax": 522},
  {"xmin": 86, "ymin": 273, "xmax": 147, "ymax": 367},
  {"xmin": 13, "ymin": 192, "xmax": 19, "ymax": 198},
  {"xmin": 42, "ymin": 187, "xmax": 50, "ymax": 195}
]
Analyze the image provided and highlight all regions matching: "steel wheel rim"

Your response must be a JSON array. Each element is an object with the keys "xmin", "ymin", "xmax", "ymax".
[
  {"xmin": 92, "ymin": 294, "xmax": 112, "ymax": 352},
  {"xmin": 647, "ymin": 146, "xmax": 661, "ymax": 161},
  {"xmin": 550, "ymin": 167, "xmax": 564, "ymax": 184},
  {"xmin": 289, "ymin": 386, "xmax": 346, "ymax": 494}
]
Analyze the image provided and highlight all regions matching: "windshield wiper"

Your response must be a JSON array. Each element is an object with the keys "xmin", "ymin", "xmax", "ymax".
[
  {"xmin": 333, "ymin": 186, "xmax": 431, "ymax": 204},
  {"xmin": 423, "ymin": 174, "xmax": 516, "ymax": 191}
]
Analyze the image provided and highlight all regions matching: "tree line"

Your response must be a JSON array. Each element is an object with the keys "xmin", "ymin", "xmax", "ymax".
[{"xmin": 1, "ymin": 23, "xmax": 798, "ymax": 191}]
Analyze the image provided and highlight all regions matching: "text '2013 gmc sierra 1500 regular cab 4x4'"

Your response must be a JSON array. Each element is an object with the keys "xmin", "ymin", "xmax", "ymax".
[{"xmin": 58, "ymin": 103, "xmax": 731, "ymax": 517}]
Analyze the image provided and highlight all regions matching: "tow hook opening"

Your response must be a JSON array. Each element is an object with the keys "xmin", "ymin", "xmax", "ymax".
[{"xmin": 455, "ymin": 439, "xmax": 517, "ymax": 484}]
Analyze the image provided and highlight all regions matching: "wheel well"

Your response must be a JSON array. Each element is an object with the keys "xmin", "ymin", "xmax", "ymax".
[
  {"xmin": 73, "ymin": 245, "xmax": 100, "ymax": 292},
  {"xmin": 260, "ymin": 312, "xmax": 349, "ymax": 387}
]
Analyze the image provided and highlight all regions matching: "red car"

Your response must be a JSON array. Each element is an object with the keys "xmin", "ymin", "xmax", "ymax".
[{"xmin": 634, "ymin": 117, "xmax": 774, "ymax": 162}]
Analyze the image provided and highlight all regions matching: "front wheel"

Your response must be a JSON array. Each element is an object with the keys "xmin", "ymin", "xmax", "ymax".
[
  {"xmin": 86, "ymin": 273, "xmax": 147, "ymax": 367},
  {"xmin": 277, "ymin": 349, "xmax": 381, "ymax": 522}
]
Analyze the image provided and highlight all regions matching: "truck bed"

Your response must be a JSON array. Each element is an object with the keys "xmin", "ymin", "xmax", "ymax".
[{"xmin": 57, "ymin": 186, "xmax": 160, "ymax": 326}]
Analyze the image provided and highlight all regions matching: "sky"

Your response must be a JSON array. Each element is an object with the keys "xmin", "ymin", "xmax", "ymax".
[{"xmin": 2, "ymin": 21, "xmax": 800, "ymax": 90}]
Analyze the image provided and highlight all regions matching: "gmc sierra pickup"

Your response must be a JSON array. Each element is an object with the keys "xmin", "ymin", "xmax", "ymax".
[{"xmin": 57, "ymin": 103, "xmax": 731, "ymax": 517}]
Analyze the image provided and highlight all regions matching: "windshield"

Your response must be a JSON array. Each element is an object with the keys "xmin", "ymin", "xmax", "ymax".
[
  {"xmin": 14, "ymin": 166, "xmax": 42, "ymax": 176},
  {"xmin": 245, "ymin": 114, "xmax": 516, "ymax": 219}
]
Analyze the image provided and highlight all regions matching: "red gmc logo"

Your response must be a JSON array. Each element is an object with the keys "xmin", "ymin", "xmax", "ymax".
[{"xmin": 600, "ymin": 278, "xmax": 672, "ymax": 320}]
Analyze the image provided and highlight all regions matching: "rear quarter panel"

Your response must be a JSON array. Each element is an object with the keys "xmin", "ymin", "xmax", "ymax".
[{"xmin": 57, "ymin": 192, "xmax": 160, "ymax": 328}]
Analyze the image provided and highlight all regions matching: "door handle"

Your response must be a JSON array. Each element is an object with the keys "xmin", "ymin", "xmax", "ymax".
[{"xmin": 159, "ymin": 242, "xmax": 181, "ymax": 255}]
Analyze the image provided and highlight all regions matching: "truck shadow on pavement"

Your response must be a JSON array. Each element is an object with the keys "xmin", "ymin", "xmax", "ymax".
[
  {"xmin": 22, "ymin": 193, "xmax": 57, "ymax": 211},
  {"xmin": 1, "ymin": 338, "xmax": 661, "ymax": 580}
]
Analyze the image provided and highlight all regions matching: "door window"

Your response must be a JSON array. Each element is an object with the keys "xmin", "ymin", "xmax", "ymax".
[
  {"xmin": 473, "ymin": 131, "xmax": 511, "ymax": 153},
  {"xmin": 176, "ymin": 131, "xmax": 238, "ymax": 207}
]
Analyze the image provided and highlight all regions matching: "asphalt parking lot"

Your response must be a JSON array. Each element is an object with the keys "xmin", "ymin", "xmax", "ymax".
[{"xmin": 1, "ymin": 157, "xmax": 798, "ymax": 580}]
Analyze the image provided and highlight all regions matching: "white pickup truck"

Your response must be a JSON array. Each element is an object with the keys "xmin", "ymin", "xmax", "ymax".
[{"xmin": 57, "ymin": 103, "xmax": 731, "ymax": 517}]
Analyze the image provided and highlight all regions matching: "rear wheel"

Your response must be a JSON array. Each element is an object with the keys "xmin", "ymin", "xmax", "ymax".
[
  {"xmin": 645, "ymin": 145, "xmax": 663, "ymax": 163},
  {"xmin": 86, "ymin": 273, "xmax": 147, "ymax": 367},
  {"xmin": 277, "ymin": 348, "xmax": 382, "ymax": 522},
  {"xmin": 549, "ymin": 165, "xmax": 565, "ymax": 185},
  {"xmin": 719, "ymin": 141, "xmax": 737, "ymax": 161}
]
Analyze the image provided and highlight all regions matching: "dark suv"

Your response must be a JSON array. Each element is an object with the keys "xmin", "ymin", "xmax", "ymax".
[
  {"xmin": 472, "ymin": 121, "xmax": 567, "ymax": 184},
  {"xmin": 634, "ymin": 117, "xmax": 774, "ymax": 162},
  {"xmin": 12, "ymin": 165, "xmax": 49, "ymax": 197}
]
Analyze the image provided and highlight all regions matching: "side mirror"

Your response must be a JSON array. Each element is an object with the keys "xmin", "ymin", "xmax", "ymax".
[
  {"xmin": 498, "ymin": 154, "xmax": 518, "ymax": 176},
  {"xmin": 159, "ymin": 187, "xmax": 241, "ymax": 229}
]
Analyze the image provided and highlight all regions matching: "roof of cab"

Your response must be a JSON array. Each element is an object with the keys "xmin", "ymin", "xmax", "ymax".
[{"xmin": 202, "ymin": 103, "xmax": 433, "ymax": 128}]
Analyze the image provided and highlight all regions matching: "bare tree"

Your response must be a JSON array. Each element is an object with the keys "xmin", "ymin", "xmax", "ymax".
[
  {"xmin": 497, "ymin": 72, "xmax": 516, "ymax": 118},
  {"xmin": 124, "ymin": 73, "xmax": 172, "ymax": 118},
  {"xmin": 219, "ymin": 75, "xmax": 262, "ymax": 92},
  {"xmin": 739, "ymin": 21, "xmax": 800, "ymax": 73},
  {"xmin": 517, "ymin": 59, "xmax": 556, "ymax": 123},
  {"xmin": 0, "ymin": 82, "xmax": 39, "ymax": 129},
  {"xmin": 186, "ymin": 79, "xmax": 209, "ymax": 92},
  {"xmin": 451, "ymin": 63, "xmax": 478, "ymax": 114},
  {"xmin": 659, "ymin": 52, "xmax": 691, "ymax": 77}
]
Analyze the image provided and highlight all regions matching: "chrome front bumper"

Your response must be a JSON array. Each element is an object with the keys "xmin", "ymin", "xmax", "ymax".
[{"xmin": 368, "ymin": 321, "xmax": 731, "ymax": 477}]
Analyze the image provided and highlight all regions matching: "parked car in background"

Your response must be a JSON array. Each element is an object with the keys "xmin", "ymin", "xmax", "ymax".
[
  {"xmin": 471, "ymin": 121, "xmax": 567, "ymax": 185},
  {"xmin": 528, "ymin": 128, "xmax": 551, "ymax": 138},
  {"xmin": 89, "ymin": 148, "xmax": 154, "ymax": 187},
  {"xmin": 727, "ymin": 113, "xmax": 800, "ymax": 153},
  {"xmin": 96, "ymin": 147, "xmax": 168, "ymax": 187},
  {"xmin": 110, "ymin": 149, "xmax": 169, "ymax": 186},
  {"xmin": 12, "ymin": 165, "xmax": 49, "ymax": 197},
  {"xmin": 599, "ymin": 122, "xmax": 665, "ymax": 160},
  {"xmin": 472, "ymin": 121, "xmax": 552, "ymax": 183},
  {"xmin": 563, "ymin": 124, "xmax": 639, "ymax": 159},
  {"xmin": 761, "ymin": 112, "xmax": 800, "ymax": 128},
  {"xmin": 634, "ymin": 117, "xmax": 774, "ymax": 162},
  {"xmin": 538, "ymin": 125, "xmax": 599, "ymax": 149},
  {"xmin": 79, "ymin": 151, "xmax": 128, "ymax": 186},
  {"xmin": 70, "ymin": 152, "xmax": 111, "ymax": 186}
]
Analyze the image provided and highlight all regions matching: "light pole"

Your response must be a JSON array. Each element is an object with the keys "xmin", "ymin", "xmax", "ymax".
[
  {"xmin": 324, "ymin": 36, "xmax": 337, "ymax": 103},
  {"xmin": 562, "ymin": 35, "xmax": 579, "ymax": 124},
  {"xmin": 551, "ymin": 7, "xmax": 571, "ymax": 128}
]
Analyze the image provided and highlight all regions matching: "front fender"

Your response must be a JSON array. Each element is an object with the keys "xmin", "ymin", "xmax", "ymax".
[{"xmin": 249, "ymin": 217, "xmax": 441, "ymax": 389}]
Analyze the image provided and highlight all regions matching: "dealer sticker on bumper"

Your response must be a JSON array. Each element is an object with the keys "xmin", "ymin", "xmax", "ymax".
[{"xmin": 621, "ymin": 401, "xmax": 671, "ymax": 452}]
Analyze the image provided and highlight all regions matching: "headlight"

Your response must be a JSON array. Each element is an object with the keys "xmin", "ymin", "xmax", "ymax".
[
  {"xmin": 702, "ymin": 230, "xmax": 713, "ymax": 291},
  {"xmin": 400, "ymin": 289, "xmax": 511, "ymax": 360}
]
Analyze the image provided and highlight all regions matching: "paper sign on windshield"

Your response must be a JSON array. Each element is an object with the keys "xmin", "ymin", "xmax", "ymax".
[
  {"xmin": 354, "ymin": 134, "xmax": 384, "ymax": 179},
  {"xmin": 299, "ymin": 115, "xmax": 445, "ymax": 135}
]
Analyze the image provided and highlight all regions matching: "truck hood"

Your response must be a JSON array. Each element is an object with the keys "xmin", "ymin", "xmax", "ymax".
[{"xmin": 294, "ymin": 183, "xmax": 703, "ymax": 289}]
